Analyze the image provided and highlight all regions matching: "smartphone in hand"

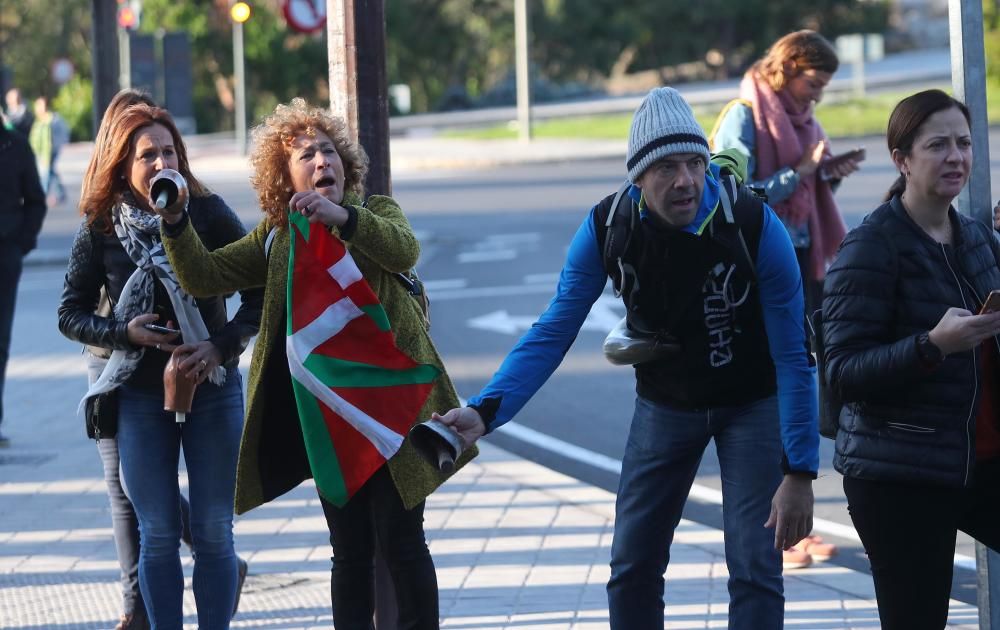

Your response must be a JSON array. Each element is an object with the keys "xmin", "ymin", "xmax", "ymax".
[
  {"xmin": 980, "ymin": 290, "xmax": 1000, "ymax": 314},
  {"xmin": 826, "ymin": 147, "xmax": 866, "ymax": 169},
  {"xmin": 143, "ymin": 323, "xmax": 181, "ymax": 335}
]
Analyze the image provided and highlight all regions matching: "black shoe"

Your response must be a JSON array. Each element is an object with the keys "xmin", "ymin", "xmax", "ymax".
[
  {"xmin": 0, "ymin": 430, "xmax": 9, "ymax": 448},
  {"xmin": 232, "ymin": 557, "xmax": 248, "ymax": 617}
]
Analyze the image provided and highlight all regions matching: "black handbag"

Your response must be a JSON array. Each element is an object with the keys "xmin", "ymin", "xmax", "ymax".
[{"xmin": 85, "ymin": 389, "xmax": 119, "ymax": 440}]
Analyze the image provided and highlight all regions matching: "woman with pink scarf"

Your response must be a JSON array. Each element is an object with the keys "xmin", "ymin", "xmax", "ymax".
[
  {"xmin": 712, "ymin": 29, "xmax": 861, "ymax": 572},
  {"xmin": 713, "ymin": 30, "xmax": 861, "ymax": 317}
]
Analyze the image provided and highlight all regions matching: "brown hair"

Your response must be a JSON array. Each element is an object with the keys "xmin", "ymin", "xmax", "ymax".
[
  {"xmin": 79, "ymin": 93, "xmax": 207, "ymax": 231},
  {"xmin": 752, "ymin": 30, "xmax": 840, "ymax": 92},
  {"xmin": 79, "ymin": 89, "xmax": 156, "ymax": 217},
  {"xmin": 249, "ymin": 98, "xmax": 368, "ymax": 228},
  {"xmin": 883, "ymin": 89, "xmax": 971, "ymax": 201}
]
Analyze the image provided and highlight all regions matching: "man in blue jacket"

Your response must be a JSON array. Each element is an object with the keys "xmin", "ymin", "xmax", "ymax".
[{"xmin": 434, "ymin": 87, "xmax": 819, "ymax": 629}]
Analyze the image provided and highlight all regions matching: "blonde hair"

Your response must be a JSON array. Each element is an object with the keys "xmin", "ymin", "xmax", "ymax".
[
  {"xmin": 249, "ymin": 98, "xmax": 368, "ymax": 227},
  {"xmin": 752, "ymin": 30, "xmax": 839, "ymax": 92}
]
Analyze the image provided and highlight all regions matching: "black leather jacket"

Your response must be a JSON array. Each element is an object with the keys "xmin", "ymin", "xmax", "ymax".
[
  {"xmin": 824, "ymin": 196, "xmax": 1000, "ymax": 488},
  {"xmin": 58, "ymin": 194, "xmax": 264, "ymax": 390}
]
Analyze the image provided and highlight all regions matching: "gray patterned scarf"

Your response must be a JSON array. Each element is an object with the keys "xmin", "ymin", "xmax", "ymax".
[{"xmin": 79, "ymin": 196, "xmax": 224, "ymax": 413}]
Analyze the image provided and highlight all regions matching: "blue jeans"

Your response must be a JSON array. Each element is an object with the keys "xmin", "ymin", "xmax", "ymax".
[
  {"xmin": 117, "ymin": 371, "xmax": 243, "ymax": 630},
  {"xmin": 607, "ymin": 395, "xmax": 784, "ymax": 630}
]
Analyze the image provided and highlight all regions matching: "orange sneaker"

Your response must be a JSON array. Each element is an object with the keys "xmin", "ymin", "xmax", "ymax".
[
  {"xmin": 794, "ymin": 535, "xmax": 838, "ymax": 561},
  {"xmin": 782, "ymin": 546, "xmax": 813, "ymax": 570}
]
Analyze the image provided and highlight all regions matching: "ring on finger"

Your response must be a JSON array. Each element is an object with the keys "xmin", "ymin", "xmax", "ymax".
[{"xmin": 156, "ymin": 343, "xmax": 161, "ymax": 350}]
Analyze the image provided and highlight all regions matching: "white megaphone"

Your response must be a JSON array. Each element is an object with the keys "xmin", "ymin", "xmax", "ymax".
[
  {"xmin": 409, "ymin": 419, "xmax": 464, "ymax": 473},
  {"xmin": 149, "ymin": 169, "xmax": 189, "ymax": 213}
]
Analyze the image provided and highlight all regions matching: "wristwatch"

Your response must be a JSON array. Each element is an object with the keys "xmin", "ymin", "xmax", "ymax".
[{"xmin": 916, "ymin": 331, "xmax": 944, "ymax": 366}]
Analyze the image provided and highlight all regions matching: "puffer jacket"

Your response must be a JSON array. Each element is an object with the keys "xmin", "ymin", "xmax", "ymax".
[
  {"xmin": 823, "ymin": 196, "xmax": 1000, "ymax": 488},
  {"xmin": 58, "ymin": 194, "xmax": 264, "ymax": 389}
]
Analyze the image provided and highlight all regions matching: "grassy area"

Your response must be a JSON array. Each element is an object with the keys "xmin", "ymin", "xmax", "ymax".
[{"xmin": 445, "ymin": 82, "xmax": 1000, "ymax": 141}]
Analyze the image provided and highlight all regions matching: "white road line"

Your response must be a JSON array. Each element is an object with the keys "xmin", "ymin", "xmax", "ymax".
[
  {"xmin": 524, "ymin": 273, "xmax": 560, "ymax": 284},
  {"xmin": 491, "ymin": 418, "xmax": 976, "ymax": 572},
  {"xmin": 429, "ymin": 283, "xmax": 559, "ymax": 301},
  {"xmin": 422, "ymin": 278, "xmax": 468, "ymax": 291},
  {"xmin": 457, "ymin": 250, "xmax": 518, "ymax": 263}
]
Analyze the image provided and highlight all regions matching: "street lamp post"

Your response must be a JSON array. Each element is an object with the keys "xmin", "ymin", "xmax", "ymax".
[
  {"xmin": 231, "ymin": 1, "xmax": 251, "ymax": 155},
  {"xmin": 514, "ymin": 0, "xmax": 532, "ymax": 142}
]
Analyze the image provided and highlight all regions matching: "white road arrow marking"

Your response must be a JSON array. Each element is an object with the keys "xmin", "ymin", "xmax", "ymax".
[{"xmin": 467, "ymin": 295, "xmax": 624, "ymax": 336}]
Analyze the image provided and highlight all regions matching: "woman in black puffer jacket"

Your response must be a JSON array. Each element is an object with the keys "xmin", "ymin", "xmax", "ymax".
[{"xmin": 823, "ymin": 89, "xmax": 1000, "ymax": 630}]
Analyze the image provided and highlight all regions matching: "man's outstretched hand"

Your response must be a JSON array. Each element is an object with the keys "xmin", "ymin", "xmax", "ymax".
[{"xmin": 432, "ymin": 407, "xmax": 487, "ymax": 449}]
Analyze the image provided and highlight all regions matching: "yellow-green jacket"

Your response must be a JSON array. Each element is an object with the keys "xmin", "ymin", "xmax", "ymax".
[{"xmin": 162, "ymin": 192, "xmax": 476, "ymax": 513}]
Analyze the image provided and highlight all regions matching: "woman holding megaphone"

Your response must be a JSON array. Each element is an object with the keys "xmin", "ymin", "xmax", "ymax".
[{"xmin": 58, "ymin": 102, "xmax": 262, "ymax": 629}]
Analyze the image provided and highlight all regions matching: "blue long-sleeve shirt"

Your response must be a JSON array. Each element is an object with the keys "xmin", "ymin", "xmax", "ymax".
[{"xmin": 469, "ymin": 169, "xmax": 820, "ymax": 474}]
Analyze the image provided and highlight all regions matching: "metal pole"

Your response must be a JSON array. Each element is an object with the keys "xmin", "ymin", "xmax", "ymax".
[
  {"xmin": 90, "ymin": 0, "xmax": 120, "ymax": 135},
  {"xmin": 327, "ymin": 2, "xmax": 397, "ymax": 627},
  {"xmin": 949, "ymin": 1, "xmax": 999, "ymax": 623},
  {"xmin": 118, "ymin": 29, "xmax": 131, "ymax": 91},
  {"xmin": 514, "ymin": 0, "xmax": 532, "ymax": 142},
  {"xmin": 233, "ymin": 19, "xmax": 246, "ymax": 155}
]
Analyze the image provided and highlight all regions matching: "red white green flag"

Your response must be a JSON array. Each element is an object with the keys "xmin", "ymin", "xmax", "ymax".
[{"xmin": 285, "ymin": 212, "xmax": 439, "ymax": 506}]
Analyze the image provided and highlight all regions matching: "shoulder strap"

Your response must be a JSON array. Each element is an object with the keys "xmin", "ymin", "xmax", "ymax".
[
  {"xmin": 603, "ymin": 181, "xmax": 637, "ymax": 299},
  {"xmin": 711, "ymin": 170, "xmax": 760, "ymax": 283},
  {"xmin": 264, "ymin": 226, "xmax": 278, "ymax": 260}
]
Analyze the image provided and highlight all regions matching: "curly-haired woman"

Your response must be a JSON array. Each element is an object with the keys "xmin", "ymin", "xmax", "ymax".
[
  {"xmin": 58, "ymin": 101, "xmax": 262, "ymax": 629},
  {"xmin": 152, "ymin": 98, "xmax": 475, "ymax": 629}
]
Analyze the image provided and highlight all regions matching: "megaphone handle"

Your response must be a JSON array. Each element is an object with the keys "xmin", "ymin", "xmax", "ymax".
[
  {"xmin": 155, "ymin": 189, "xmax": 170, "ymax": 210},
  {"xmin": 437, "ymin": 448, "xmax": 455, "ymax": 473}
]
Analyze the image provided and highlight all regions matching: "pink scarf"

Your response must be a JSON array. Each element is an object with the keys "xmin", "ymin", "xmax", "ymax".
[{"xmin": 739, "ymin": 72, "xmax": 846, "ymax": 281}]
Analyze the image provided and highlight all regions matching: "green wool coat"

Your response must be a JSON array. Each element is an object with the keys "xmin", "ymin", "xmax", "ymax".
[{"xmin": 162, "ymin": 192, "xmax": 476, "ymax": 514}]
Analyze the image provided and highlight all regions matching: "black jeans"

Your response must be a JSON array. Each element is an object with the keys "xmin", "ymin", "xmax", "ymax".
[
  {"xmin": 844, "ymin": 459, "xmax": 1000, "ymax": 630},
  {"xmin": 320, "ymin": 465, "xmax": 438, "ymax": 630},
  {"xmin": 0, "ymin": 243, "xmax": 23, "ymax": 428}
]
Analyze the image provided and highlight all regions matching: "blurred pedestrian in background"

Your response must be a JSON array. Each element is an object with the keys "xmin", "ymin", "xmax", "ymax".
[
  {"xmin": 712, "ymin": 30, "xmax": 860, "ymax": 318},
  {"xmin": 29, "ymin": 96, "xmax": 70, "ymax": 207},
  {"xmin": 0, "ymin": 112, "xmax": 46, "ymax": 448},
  {"xmin": 4, "ymin": 87, "xmax": 34, "ymax": 138}
]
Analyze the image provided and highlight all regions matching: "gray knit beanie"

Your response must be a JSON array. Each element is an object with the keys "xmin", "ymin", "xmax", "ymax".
[{"xmin": 626, "ymin": 87, "xmax": 710, "ymax": 183}]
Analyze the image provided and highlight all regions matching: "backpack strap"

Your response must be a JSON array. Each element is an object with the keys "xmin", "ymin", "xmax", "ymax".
[
  {"xmin": 603, "ymin": 180, "xmax": 637, "ymax": 299},
  {"xmin": 711, "ymin": 170, "xmax": 760, "ymax": 284}
]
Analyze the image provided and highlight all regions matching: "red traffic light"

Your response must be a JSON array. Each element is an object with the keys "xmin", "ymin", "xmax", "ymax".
[{"xmin": 117, "ymin": 6, "xmax": 138, "ymax": 29}]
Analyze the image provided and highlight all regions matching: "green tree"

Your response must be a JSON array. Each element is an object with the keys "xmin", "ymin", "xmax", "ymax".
[
  {"xmin": 986, "ymin": 0, "xmax": 1000, "ymax": 84},
  {"xmin": 0, "ymin": 0, "xmax": 92, "ymax": 136}
]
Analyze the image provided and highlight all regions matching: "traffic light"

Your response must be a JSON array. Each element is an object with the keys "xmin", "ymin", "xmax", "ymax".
[
  {"xmin": 231, "ymin": 2, "xmax": 251, "ymax": 23},
  {"xmin": 117, "ymin": 0, "xmax": 141, "ymax": 30}
]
